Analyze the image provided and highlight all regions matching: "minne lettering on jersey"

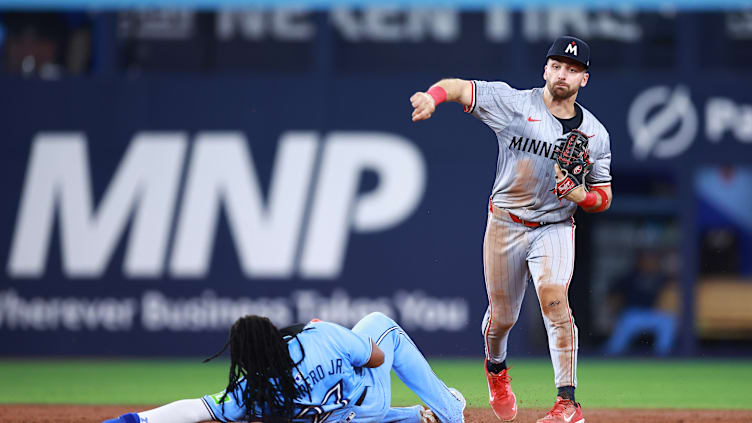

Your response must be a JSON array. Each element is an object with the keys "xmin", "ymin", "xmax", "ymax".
[{"xmin": 509, "ymin": 136, "xmax": 557, "ymax": 160}]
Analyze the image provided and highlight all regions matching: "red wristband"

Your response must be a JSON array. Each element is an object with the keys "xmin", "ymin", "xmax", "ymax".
[
  {"xmin": 426, "ymin": 86, "xmax": 447, "ymax": 105},
  {"xmin": 590, "ymin": 187, "xmax": 610, "ymax": 212},
  {"xmin": 577, "ymin": 191, "xmax": 598, "ymax": 209}
]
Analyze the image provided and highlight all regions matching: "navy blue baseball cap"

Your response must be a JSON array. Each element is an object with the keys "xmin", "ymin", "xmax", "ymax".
[{"xmin": 546, "ymin": 36, "xmax": 590, "ymax": 69}]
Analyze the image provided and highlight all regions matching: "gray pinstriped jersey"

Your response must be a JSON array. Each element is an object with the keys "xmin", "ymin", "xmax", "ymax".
[{"xmin": 465, "ymin": 81, "xmax": 612, "ymax": 223}]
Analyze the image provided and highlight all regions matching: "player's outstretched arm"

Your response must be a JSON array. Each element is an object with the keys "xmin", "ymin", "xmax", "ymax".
[
  {"xmin": 410, "ymin": 79, "xmax": 473, "ymax": 122},
  {"xmin": 102, "ymin": 399, "xmax": 213, "ymax": 423}
]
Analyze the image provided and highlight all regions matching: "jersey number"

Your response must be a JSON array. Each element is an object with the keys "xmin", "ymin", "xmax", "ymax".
[{"xmin": 296, "ymin": 380, "xmax": 350, "ymax": 423}]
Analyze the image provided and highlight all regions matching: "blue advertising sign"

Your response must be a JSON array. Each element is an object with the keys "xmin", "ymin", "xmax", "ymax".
[
  {"xmin": 1, "ymin": 0, "xmax": 750, "ymax": 10},
  {"xmin": 1, "ymin": 71, "xmax": 750, "ymax": 356}
]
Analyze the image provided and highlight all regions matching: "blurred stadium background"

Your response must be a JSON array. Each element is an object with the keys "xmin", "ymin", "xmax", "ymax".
[{"xmin": 1, "ymin": 0, "xmax": 752, "ymax": 415}]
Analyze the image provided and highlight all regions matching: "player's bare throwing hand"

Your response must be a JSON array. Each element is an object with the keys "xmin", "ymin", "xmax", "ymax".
[
  {"xmin": 410, "ymin": 92, "xmax": 438, "ymax": 121},
  {"xmin": 411, "ymin": 36, "xmax": 613, "ymax": 423}
]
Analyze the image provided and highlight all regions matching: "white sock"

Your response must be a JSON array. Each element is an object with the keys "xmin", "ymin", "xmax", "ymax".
[{"xmin": 137, "ymin": 398, "xmax": 214, "ymax": 423}]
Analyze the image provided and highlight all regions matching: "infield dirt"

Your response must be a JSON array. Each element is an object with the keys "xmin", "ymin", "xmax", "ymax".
[{"xmin": 2, "ymin": 405, "xmax": 752, "ymax": 423}]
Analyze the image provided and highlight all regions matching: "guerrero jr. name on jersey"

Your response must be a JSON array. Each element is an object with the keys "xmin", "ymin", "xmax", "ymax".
[{"xmin": 295, "ymin": 359, "xmax": 345, "ymax": 393}]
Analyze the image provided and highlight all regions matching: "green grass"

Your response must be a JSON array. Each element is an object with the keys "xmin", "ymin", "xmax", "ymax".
[
  {"xmin": 397, "ymin": 358, "xmax": 752, "ymax": 410},
  {"xmin": 1, "ymin": 358, "xmax": 751, "ymax": 409}
]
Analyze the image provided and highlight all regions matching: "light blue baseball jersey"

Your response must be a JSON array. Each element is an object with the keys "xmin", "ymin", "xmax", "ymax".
[
  {"xmin": 202, "ymin": 321, "xmax": 374, "ymax": 423},
  {"xmin": 200, "ymin": 313, "xmax": 465, "ymax": 423},
  {"xmin": 465, "ymin": 82, "xmax": 612, "ymax": 223}
]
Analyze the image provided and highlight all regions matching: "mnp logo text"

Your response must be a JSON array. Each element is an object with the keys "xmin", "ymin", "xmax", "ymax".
[{"xmin": 7, "ymin": 131, "xmax": 426, "ymax": 280}]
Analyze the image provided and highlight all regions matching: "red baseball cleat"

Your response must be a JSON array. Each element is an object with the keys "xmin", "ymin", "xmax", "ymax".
[
  {"xmin": 484, "ymin": 360, "xmax": 517, "ymax": 421},
  {"xmin": 536, "ymin": 397, "xmax": 584, "ymax": 423}
]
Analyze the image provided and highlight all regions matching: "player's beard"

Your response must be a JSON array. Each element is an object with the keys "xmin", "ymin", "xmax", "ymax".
[{"xmin": 547, "ymin": 80, "xmax": 578, "ymax": 100}]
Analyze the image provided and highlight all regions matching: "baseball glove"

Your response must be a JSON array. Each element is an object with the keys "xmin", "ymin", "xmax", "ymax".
[{"xmin": 553, "ymin": 129, "xmax": 592, "ymax": 199}]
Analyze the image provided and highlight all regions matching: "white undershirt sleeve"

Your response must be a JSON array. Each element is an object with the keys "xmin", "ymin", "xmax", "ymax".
[{"xmin": 137, "ymin": 398, "xmax": 215, "ymax": 423}]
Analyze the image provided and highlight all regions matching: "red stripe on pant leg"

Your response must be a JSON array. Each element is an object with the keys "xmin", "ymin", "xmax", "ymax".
[
  {"xmin": 564, "ymin": 220, "xmax": 576, "ymax": 387},
  {"xmin": 485, "ymin": 293, "xmax": 494, "ymax": 358},
  {"xmin": 483, "ymin": 207, "xmax": 494, "ymax": 359},
  {"xmin": 484, "ymin": 254, "xmax": 494, "ymax": 357}
]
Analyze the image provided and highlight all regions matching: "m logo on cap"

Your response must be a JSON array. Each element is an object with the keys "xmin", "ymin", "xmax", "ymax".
[{"xmin": 565, "ymin": 41, "xmax": 578, "ymax": 56}]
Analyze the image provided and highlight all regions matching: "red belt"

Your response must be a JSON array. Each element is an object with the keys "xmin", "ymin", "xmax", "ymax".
[
  {"xmin": 508, "ymin": 212, "xmax": 545, "ymax": 228},
  {"xmin": 489, "ymin": 199, "xmax": 545, "ymax": 228}
]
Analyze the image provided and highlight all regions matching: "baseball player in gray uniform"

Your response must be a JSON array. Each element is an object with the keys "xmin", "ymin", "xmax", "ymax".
[{"xmin": 409, "ymin": 36, "xmax": 613, "ymax": 423}]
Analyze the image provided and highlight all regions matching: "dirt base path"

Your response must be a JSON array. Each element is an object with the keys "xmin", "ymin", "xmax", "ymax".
[{"xmin": 2, "ymin": 405, "xmax": 752, "ymax": 423}]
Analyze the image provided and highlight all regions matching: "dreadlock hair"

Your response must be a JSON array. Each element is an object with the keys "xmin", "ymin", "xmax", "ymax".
[{"xmin": 204, "ymin": 315, "xmax": 307, "ymax": 423}]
